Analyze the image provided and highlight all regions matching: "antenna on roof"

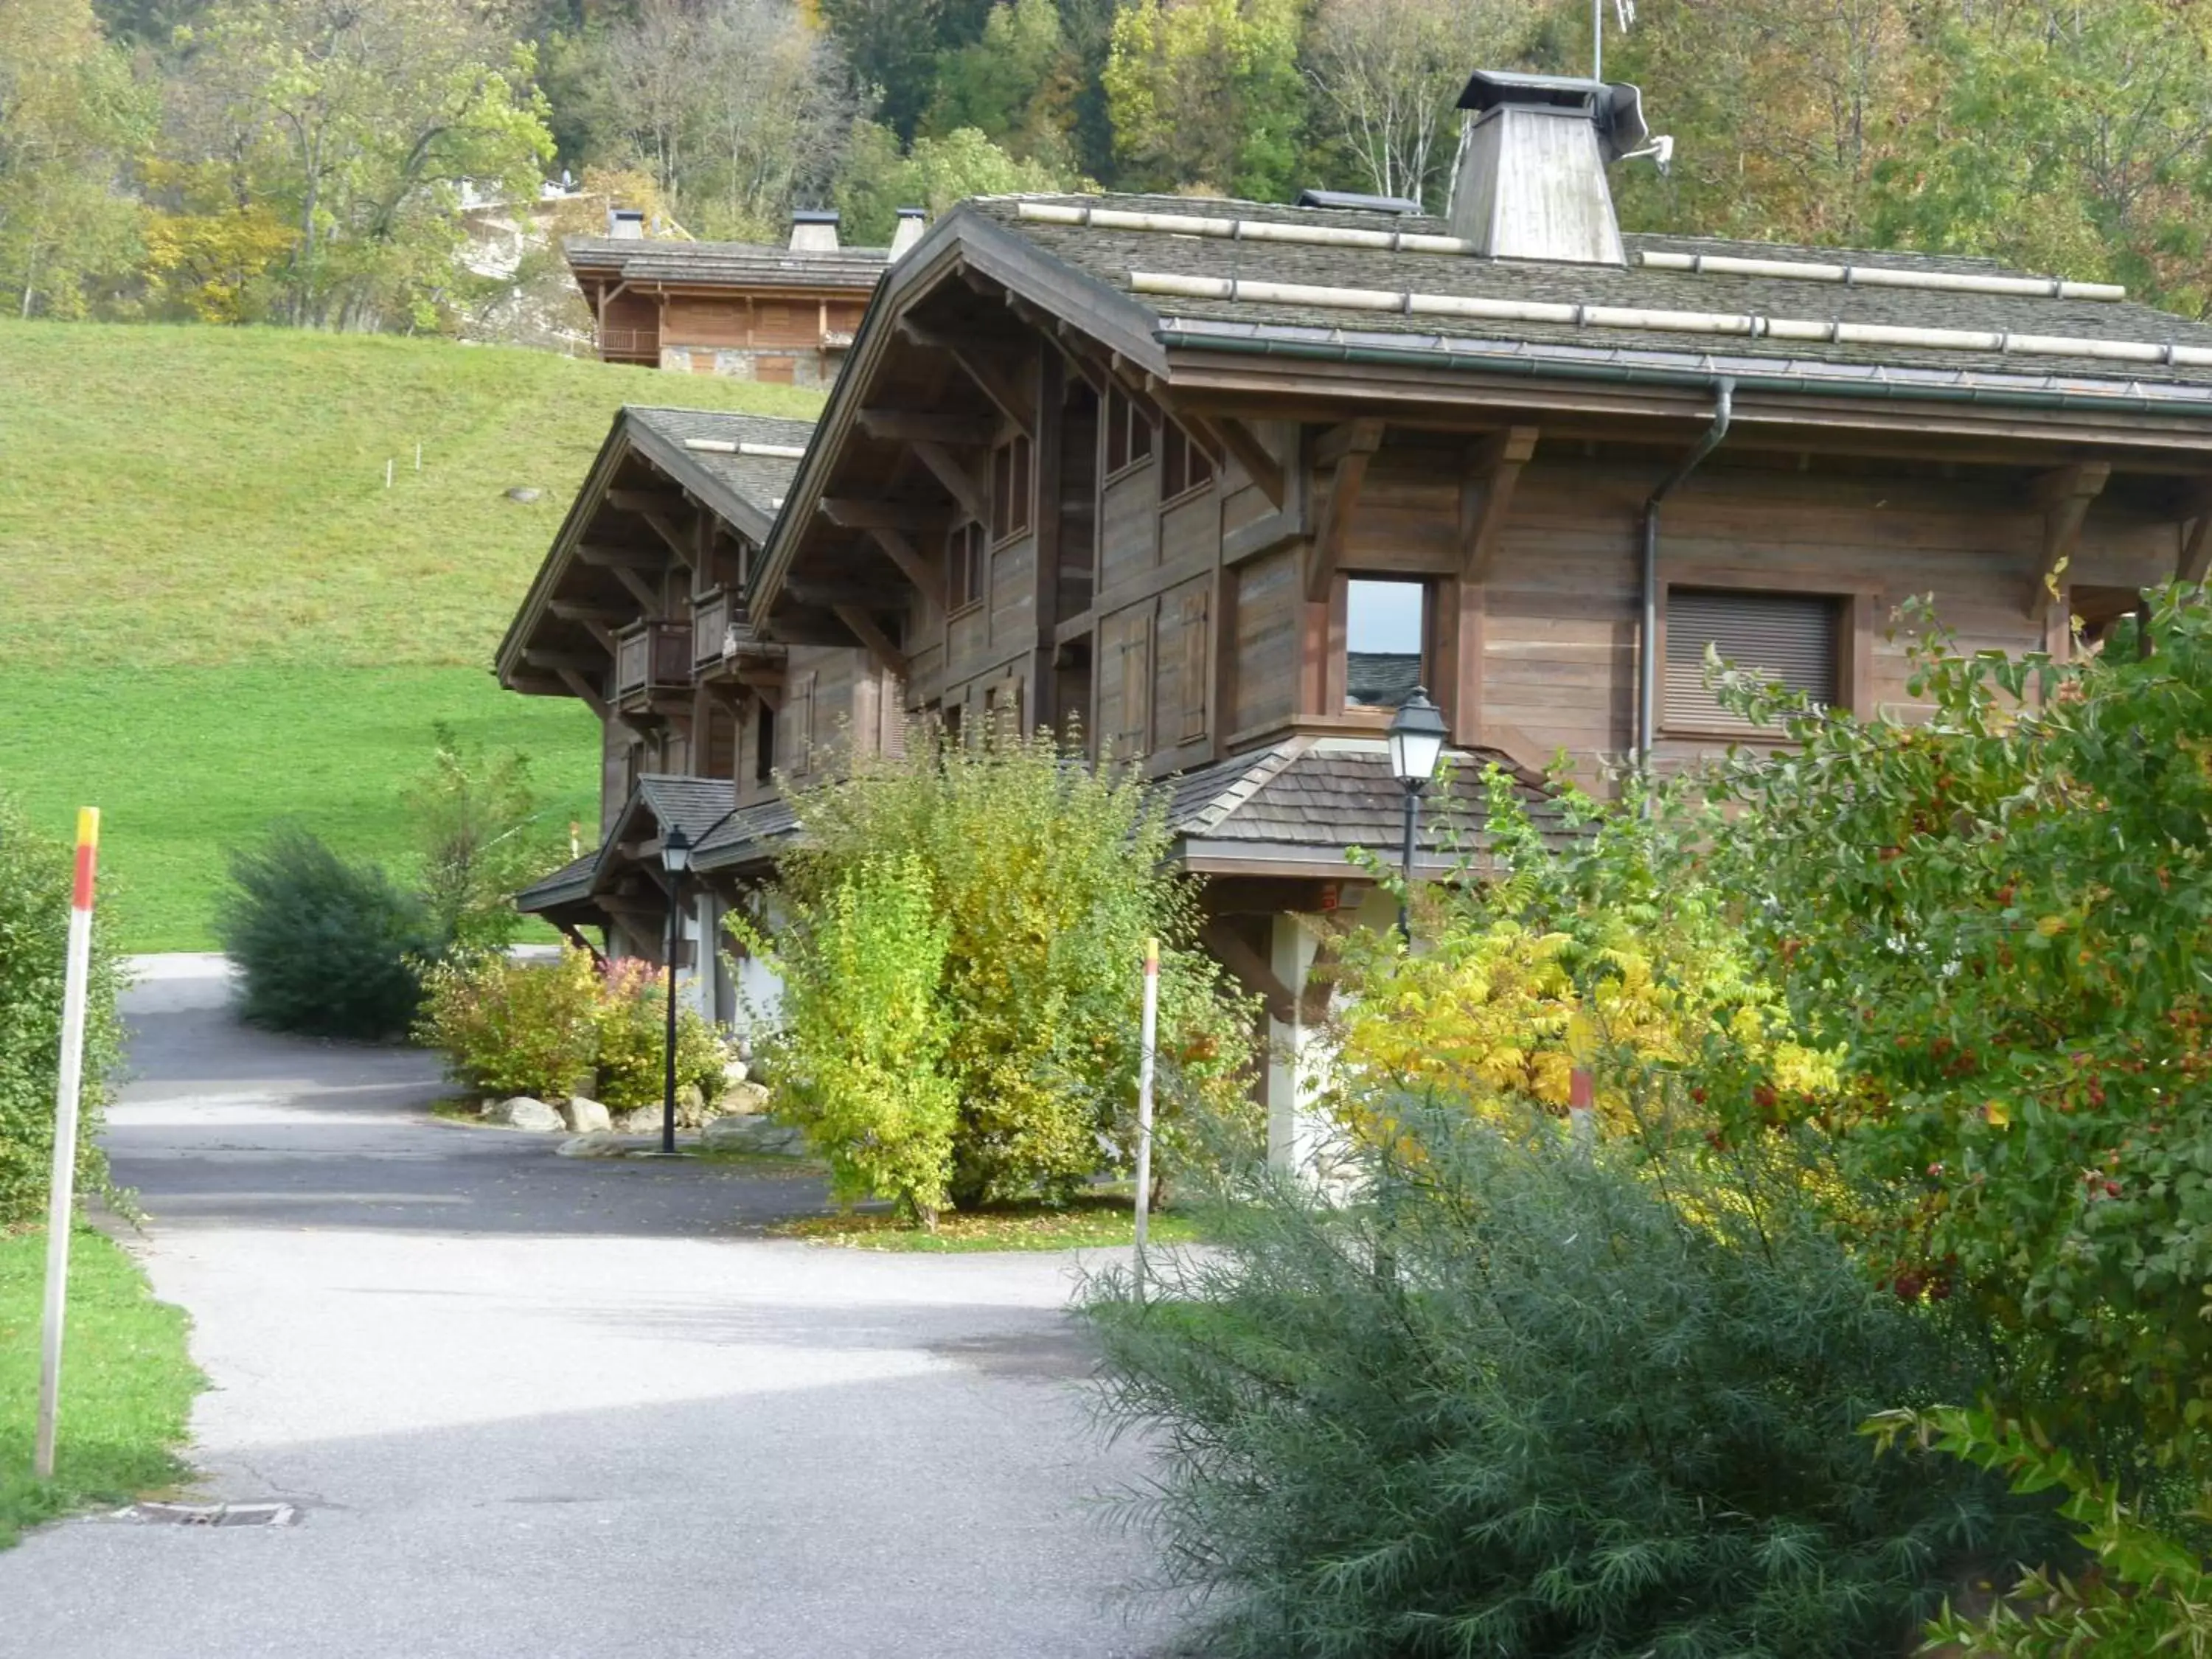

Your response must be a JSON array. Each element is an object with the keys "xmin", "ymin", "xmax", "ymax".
[{"xmin": 1596, "ymin": 0, "xmax": 1635, "ymax": 80}]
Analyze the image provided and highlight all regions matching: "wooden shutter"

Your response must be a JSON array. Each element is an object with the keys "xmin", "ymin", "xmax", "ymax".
[
  {"xmin": 1178, "ymin": 585, "xmax": 1209, "ymax": 742},
  {"xmin": 1665, "ymin": 588, "xmax": 1839, "ymax": 734},
  {"xmin": 790, "ymin": 670, "xmax": 818, "ymax": 773},
  {"xmin": 1117, "ymin": 609, "xmax": 1152, "ymax": 762}
]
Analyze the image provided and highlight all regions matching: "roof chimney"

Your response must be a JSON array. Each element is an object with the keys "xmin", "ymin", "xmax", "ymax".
[
  {"xmin": 888, "ymin": 206, "xmax": 927, "ymax": 262},
  {"xmin": 790, "ymin": 209, "xmax": 841, "ymax": 252},
  {"xmin": 1445, "ymin": 71, "xmax": 1647, "ymax": 265},
  {"xmin": 608, "ymin": 206, "xmax": 645, "ymax": 240}
]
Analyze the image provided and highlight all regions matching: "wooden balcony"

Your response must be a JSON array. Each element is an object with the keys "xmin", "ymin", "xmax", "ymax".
[
  {"xmin": 613, "ymin": 620, "xmax": 691, "ymax": 701},
  {"xmin": 692, "ymin": 588, "xmax": 733, "ymax": 669}
]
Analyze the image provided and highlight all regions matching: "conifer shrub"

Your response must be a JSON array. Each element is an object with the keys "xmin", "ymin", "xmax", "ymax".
[
  {"xmin": 0, "ymin": 793, "xmax": 127, "ymax": 1225},
  {"xmin": 216, "ymin": 825, "xmax": 431, "ymax": 1038},
  {"xmin": 1086, "ymin": 1110, "xmax": 2065, "ymax": 1659}
]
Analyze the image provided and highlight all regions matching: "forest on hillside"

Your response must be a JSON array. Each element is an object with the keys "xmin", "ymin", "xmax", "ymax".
[{"xmin": 7, "ymin": 0, "xmax": 2212, "ymax": 337}]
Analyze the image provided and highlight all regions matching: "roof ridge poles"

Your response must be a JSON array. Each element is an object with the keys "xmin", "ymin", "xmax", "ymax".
[{"xmin": 1640, "ymin": 380, "xmax": 1733, "ymax": 778}]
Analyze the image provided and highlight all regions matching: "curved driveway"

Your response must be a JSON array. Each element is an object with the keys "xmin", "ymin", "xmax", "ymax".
[{"xmin": 0, "ymin": 956, "xmax": 1172, "ymax": 1658}]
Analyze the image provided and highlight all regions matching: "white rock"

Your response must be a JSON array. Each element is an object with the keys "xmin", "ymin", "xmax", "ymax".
[
  {"xmin": 614, "ymin": 1105, "xmax": 663, "ymax": 1135},
  {"xmin": 555, "ymin": 1133, "xmax": 631, "ymax": 1158},
  {"xmin": 564, "ymin": 1095, "xmax": 613, "ymax": 1134},
  {"xmin": 719, "ymin": 1080, "xmax": 771, "ymax": 1116},
  {"xmin": 498, "ymin": 1096, "xmax": 563, "ymax": 1132},
  {"xmin": 702, "ymin": 1115, "xmax": 804, "ymax": 1155},
  {"xmin": 722, "ymin": 1057, "xmax": 749, "ymax": 1088}
]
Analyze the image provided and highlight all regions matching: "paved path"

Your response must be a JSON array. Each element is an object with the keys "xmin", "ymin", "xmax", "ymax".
[{"xmin": 0, "ymin": 956, "xmax": 1173, "ymax": 1658}]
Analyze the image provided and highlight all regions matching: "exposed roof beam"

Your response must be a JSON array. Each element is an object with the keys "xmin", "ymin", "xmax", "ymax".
[
  {"xmin": 613, "ymin": 566, "xmax": 661, "ymax": 612},
  {"xmin": 607, "ymin": 487, "xmax": 686, "ymax": 515},
  {"xmin": 911, "ymin": 442, "xmax": 990, "ymax": 524},
  {"xmin": 1460, "ymin": 426, "xmax": 1540, "ymax": 582},
  {"xmin": 786, "ymin": 578, "xmax": 911, "ymax": 608},
  {"xmin": 2029, "ymin": 461, "xmax": 2110, "ymax": 619},
  {"xmin": 834, "ymin": 604, "xmax": 909, "ymax": 678},
  {"xmin": 1051, "ymin": 321, "xmax": 1110, "ymax": 392},
  {"xmin": 552, "ymin": 665, "xmax": 608, "ymax": 720},
  {"xmin": 820, "ymin": 497, "xmax": 947, "ymax": 532},
  {"xmin": 575, "ymin": 541, "xmax": 661, "ymax": 570},
  {"xmin": 897, "ymin": 319, "xmax": 1033, "ymax": 434},
  {"xmin": 1308, "ymin": 419, "xmax": 1385, "ymax": 602},
  {"xmin": 1212, "ymin": 417, "xmax": 1286, "ymax": 508},
  {"xmin": 857, "ymin": 408, "xmax": 998, "ymax": 447},
  {"xmin": 2177, "ymin": 484, "xmax": 2212, "ymax": 584},
  {"xmin": 867, "ymin": 525, "xmax": 947, "ymax": 609},
  {"xmin": 637, "ymin": 508, "xmax": 695, "ymax": 565}
]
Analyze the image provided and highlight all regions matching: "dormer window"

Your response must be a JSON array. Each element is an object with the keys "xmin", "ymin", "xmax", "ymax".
[
  {"xmin": 1104, "ymin": 384, "xmax": 1154, "ymax": 476},
  {"xmin": 947, "ymin": 520, "xmax": 987, "ymax": 613},
  {"xmin": 991, "ymin": 434, "xmax": 1032, "ymax": 541}
]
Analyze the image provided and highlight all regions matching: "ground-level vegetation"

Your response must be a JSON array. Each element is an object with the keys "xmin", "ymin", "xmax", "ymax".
[
  {"xmin": 0, "ymin": 1227, "xmax": 202, "ymax": 1548},
  {"xmin": 1087, "ymin": 586, "xmax": 2212, "ymax": 1658}
]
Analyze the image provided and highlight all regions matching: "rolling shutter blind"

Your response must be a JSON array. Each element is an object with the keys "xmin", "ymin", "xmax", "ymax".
[{"xmin": 1665, "ymin": 589, "xmax": 1838, "ymax": 734}]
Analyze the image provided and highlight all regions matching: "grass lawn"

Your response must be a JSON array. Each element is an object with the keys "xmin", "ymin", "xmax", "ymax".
[
  {"xmin": 0, "ymin": 1227, "xmax": 202, "ymax": 1548},
  {"xmin": 0, "ymin": 319, "xmax": 824, "ymax": 950},
  {"xmin": 773, "ymin": 1193, "xmax": 1206, "ymax": 1253}
]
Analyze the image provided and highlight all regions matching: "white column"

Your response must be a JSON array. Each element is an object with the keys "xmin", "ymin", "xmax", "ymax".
[{"xmin": 1265, "ymin": 912, "xmax": 1330, "ymax": 1175}]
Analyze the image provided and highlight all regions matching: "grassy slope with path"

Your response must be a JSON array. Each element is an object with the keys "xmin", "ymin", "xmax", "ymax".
[
  {"xmin": 0, "ymin": 321, "xmax": 824, "ymax": 949},
  {"xmin": 0, "ymin": 1228, "xmax": 201, "ymax": 1547}
]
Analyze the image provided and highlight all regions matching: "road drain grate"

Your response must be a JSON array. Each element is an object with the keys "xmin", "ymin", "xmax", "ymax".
[{"xmin": 122, "ymin": 1501, "xmax": 299, "ymax": 1528}]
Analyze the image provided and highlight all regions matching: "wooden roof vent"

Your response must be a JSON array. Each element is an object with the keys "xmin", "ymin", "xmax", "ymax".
[{"xmin": 1447, "ymin": 70, "xmax": 1648, "ymax": 266}]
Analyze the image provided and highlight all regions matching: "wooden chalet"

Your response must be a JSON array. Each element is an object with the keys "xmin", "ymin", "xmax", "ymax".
[
  {"xmin": 501, "ymin": 71, "xmax": 2212, "ymax": 1153},
  {"xmin": 566, "ymin": 209, "xmax": 919, "ymax": 385}
]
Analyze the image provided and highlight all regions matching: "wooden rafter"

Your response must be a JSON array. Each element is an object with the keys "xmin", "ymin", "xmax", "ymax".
[
  {"xmin": 1459, "ymin": 425, "xmax": 1540, "ymax": 582},
  {"xmin": 867, "ymin": 525, "xmax": 947, "ymax": 608},
  {"xmin": 607, "ymin": 487, "xmax": 685, "ymax": 516},
  {"xmin": 552, "ymin": 665, "xmax": 608, "ymax": 720},
  {"xmin": 575, "ymin": 541, "xmax": 659, "ymax": 570},
  {"xmin": 1051, "ymin": 320, "xmax": 1110, "ymax": 392},
  {"xmin": 897, "ymin": 319, "xmax": 1034, "ymax": 434},
  {"xmin": 857, "ymin": 408, "xmax": 997, "ymax": 446},
  {"xmin": 1213, "ymin": 417, "xmax": 1285, "ymax": 509},
  {"xmin": 636, "ymin": 508, "xmax": 695, "ymax": 565},
  {"xmin": 820, "ymin": 497, "xmax": 945, "ymax": 532},
  {"xmin": 2177, "ymin": 482, "xmax": 2212, "ymax": 584},
  {"xmin": 834, "ymin": 604, "xmax": 909, "ymax": 678},
  {"xmin": 1307, "ymin": 419, "xmax": 1385, "ymax": 602},
  {"xmin": 611, "ymin": 566, "xmax": 661, "ymax": 612},
  {"xmin": 2028, "ymin": 461, "xmax": 2111, "ymax": 619},
  {"xmin": 913, "ymin": 442, "xmax": 990, "ymax": 523}
]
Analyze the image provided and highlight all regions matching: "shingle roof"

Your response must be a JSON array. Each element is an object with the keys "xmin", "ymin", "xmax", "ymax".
[
  {"xmin": 565, "ymin": 235, "xmax": 888, "ymax": 293},
  {"xmin": 965, "ymin": 192, "xmax": 2212, "ymax": 397},
  {"xmin": 691, "ymin": 797, "xmax": 802, "ymax": 875},
  {"xmin": 623, "ymin": 406, "xmax": 813, "ymax": 535},
  {"xmin": 1169, "ymin": 737, "xmax": 1576, "ymax": 867},
  {"xmin": 515, "ymin": 852, "xmax": 598, "ymax": 911},
  {"xmin": 636, "ymin": 776, "xmax": 739, "ymax": 845}
]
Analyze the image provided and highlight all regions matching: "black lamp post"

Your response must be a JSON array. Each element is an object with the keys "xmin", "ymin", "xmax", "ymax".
[
  {"xmin": 1387, "ymin": 687, "xmax": 1447, "ymax": 940},
  {"xmin": 658, "ymin": 822, "xmax": 692, "ymax": 1155}
]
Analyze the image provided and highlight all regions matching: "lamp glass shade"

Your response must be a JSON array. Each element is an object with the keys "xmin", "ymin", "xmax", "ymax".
[
  {"xmin": 661, "ymin": 824, "xmax": 692, "ymax": 876},
  {"xmin": 1387, "ymin": 688, "xmax": 1448, "ymax": 784}
]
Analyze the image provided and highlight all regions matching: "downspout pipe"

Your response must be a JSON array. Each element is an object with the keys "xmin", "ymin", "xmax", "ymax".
[{"xmin": 1640, "ymin": 378, "xmax": 1733, "ymax": 771}]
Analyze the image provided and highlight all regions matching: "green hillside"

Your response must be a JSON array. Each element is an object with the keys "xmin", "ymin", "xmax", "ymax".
[{"xmin": 0, "ymin": 321, "xmax": 824, "ymax": 950}]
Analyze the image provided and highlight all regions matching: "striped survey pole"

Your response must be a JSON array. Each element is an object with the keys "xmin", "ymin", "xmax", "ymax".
[
  {"xmin": 35, "ymin": 808, "xmax": 100, "ymax": 1482},
  {"xmin": 1132, "ymin": 937, "xmax": 1160, "ymax": 1295}
]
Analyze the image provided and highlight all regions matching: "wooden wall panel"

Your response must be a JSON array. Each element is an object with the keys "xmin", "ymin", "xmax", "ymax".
[
  {"xmin": 1099, "ymin": 467, "xmax": 1160, "ymax": 594},
  {"xmin": 1232, "ymin": 547, "xmax": 1299, "ymax": 737},
  {"xmin": 1161, "ymin": 489, "xmax": 1220, "ymax": 571},
  {"xmin": 989, "ymin": 536, "xmax": 1037, "ymax": 655},
  {"xmin": 662, "ymin": 297, "xmax": 748, "ymax": 348}
]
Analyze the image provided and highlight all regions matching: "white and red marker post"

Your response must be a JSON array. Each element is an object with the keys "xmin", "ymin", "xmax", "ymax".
[
  {"xmin": 35, "ymin": 807, "xmax": 100, "ymax": 1482},
  {"xmin": 1132, "ymin": 937, "xmax": 1160, "ymax": 1296}
]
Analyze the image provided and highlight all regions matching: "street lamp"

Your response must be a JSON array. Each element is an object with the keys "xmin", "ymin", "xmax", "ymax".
[
  {"xmin": 1387, "ymin": 687, "xmax": 1447, "ymax": 940},
  {"xmin": 658, "ymin": 822, "xmax": 692, "ymax": 1155}
]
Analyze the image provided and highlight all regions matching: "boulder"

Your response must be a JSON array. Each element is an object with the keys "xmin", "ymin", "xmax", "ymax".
[
  {"xmin": 564, "ymin": 1095, "xmax": 613, "ymax": 1134},
  {"xmin": 718, "ymin": 1080, "xmax": 771, "ymax": 1117},
  {"xmin": 555, "ymin": 1132, "xmax": 631, "ymax": 1159},
  {"xmin": 722, "ymin": 1057, "xmax": 749, "ymax": 1088},
  {"xmin": 676, "ymin": 1083, "xmax": 707, "ymax": 1127},
  {"xmin": 497, "ymin": 1096, "xmax": 563, "ymax": 1132},
  {"xmin": 614, "ymin": 1105, "xmax": 661, "ymax": 1136},
  {"xmin": 703, "ymin": 1115, "xmax": 805, "ymax": 1155}
]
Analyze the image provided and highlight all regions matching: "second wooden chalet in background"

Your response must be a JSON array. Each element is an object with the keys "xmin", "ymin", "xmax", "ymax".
[{"xmin": 500, "ymin": 70, "xmax": 2212, "ymax": 1155}]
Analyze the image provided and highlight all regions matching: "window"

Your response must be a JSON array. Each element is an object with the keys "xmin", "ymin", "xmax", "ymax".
[
  {"xmin": 1664, "ymin": 588, "xmax": 1840, "ymax": 734},
  {"xmin": 753, "ymin": 695, "xmax": 776, "ymax": 783},
  {"xmin": 1104, "ymin": 384, "xmax": 1154, "ymax": 475},
  {"xmin": 990, "ymin": 434, "xmax": 1032, "ymax": 540},
  {"xmin": 946, "ymin": 520, "xmax": 987, "ymax": 612},
  {"xmin": 1161, "ymin": 423, "xmax": 1214, "ymax": 498},
  {"xmin": 1345, "ymin": 578, "xmax": 1427, "ymax": 710}
]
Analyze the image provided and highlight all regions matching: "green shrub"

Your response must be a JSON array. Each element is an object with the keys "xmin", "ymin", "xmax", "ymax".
[
  {"xmin": 1086, "ymin": 1110, "xmax": 2065, "ymax": 1659},
  {"xmin": 0, "ymin": 794, "xmax": 127, "ymax": 1225},
  {"xmin": 413, "ymin": 946, "xmax": 600, "ymax": 1101},
  {"xmin": 406, "ymin": 723, "xmax": 561, "ymax": 959},
  {"xmin": 215, "ymin": 825, "xmax": 431, "ymax": 1038},
  {"xmin": 771, "ymin": 853, "xmax": 958, "ymax": 1221},
  {"xmin": 591, "ymin": 956, "xmax": 727, "ymax": 1110},
  {"xmin": 752, "ymin": 722, "xmax": 1256, "ymax": 1211}
]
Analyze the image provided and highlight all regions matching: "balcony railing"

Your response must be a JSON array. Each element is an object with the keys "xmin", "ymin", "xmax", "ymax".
[
  {"xmin": 596, "ymin": 325, "xmax": 658, "ymax": 359},
  {"xmin": 614, "ymin": 620, "xmax": 692, "ymax": 698}
]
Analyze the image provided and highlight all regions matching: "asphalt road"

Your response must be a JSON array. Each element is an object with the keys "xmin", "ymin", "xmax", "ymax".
[{"xmin": 0, "ymin": 956, "xmax": 1175, "ymax": 1658}]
